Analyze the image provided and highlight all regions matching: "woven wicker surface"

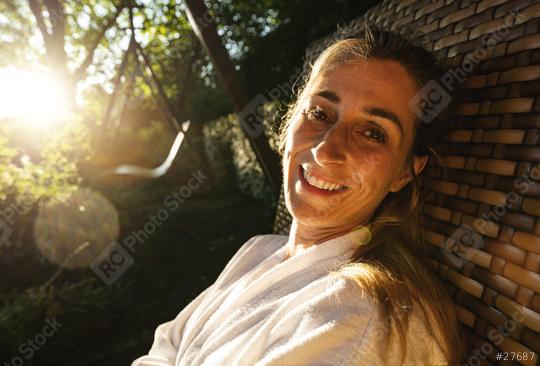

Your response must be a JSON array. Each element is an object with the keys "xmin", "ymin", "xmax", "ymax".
[{"xmin": 272, "ymin": 1, "xmax": 540, "ymax": 365}]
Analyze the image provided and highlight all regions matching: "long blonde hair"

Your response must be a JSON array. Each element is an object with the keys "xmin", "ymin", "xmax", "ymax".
[{"xmin": 277, "ymin": 23, "xmax": 466, "ymax": 365}]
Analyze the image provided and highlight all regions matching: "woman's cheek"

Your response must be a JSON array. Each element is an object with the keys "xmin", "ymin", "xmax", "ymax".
[
  {"xmin": 291, "ymin": 132, "xmax": 319, "ymax": 153},
  {"xmin": 351, "ymin": 157, "xmax": 393, "ymax": 189}
]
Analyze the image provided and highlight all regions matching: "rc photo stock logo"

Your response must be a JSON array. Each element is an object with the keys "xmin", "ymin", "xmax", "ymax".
[
  {"xmin": 90, "ymin": 241, "xmax": 134, "ymax": 286},
  {"xmin": 237, "ymin": 66, "xmax": 303, "ymax": 138},
  {"xmin": 4, "ymin": 317, "xmax": 62, "ymax": 366},
  {"xmin": 238, "ymin": 94, "xmax": 267, "ymax": 139},
  {"xmin": 91, "ymin": 169, "xmax": 208, "ymax": 285},
  {"xmin": 0, "ymin": 194, "xmax": 33, "ymax": 247},
  {"xmin": 409, "ymin": 79, "xmax": 452, "ymax": 125},
  {"xmin": 409, "ymin": 5, "xmax": 525, "ymax": 125},
  {"xmin": 442, "ymin": 223, "xmax": 485, "ymax": 269}
]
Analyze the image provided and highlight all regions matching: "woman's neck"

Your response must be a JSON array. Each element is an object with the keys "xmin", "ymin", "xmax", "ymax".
[{"xmin": 283, "ymin": 219, "xmax": 367, "ymax": 261}]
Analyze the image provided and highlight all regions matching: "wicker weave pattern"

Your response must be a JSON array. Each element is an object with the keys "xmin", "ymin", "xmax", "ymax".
[{"xmin": 272, "ymin": 1, "xmax": 540, "ymax": 365}]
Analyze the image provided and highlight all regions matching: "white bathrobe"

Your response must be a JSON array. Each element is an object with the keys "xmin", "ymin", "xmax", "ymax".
[{"xmin": 132, "ymin": 232, "xmax": 449, "ymax": 365}]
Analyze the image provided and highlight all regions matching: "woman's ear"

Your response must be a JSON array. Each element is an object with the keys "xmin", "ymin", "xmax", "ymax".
[{"xmin": 389, "ymin": 155, "xmax": 429, "ymax": 193}]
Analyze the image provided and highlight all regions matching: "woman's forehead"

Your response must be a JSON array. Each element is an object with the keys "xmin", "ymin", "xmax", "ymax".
[
  {"xmin": 311, "ymin": 59, "xmax": 417, "ymax": 99},
  {"xmin": 308, "ymin": 59, "xmax": 419, "ymax": 128}
]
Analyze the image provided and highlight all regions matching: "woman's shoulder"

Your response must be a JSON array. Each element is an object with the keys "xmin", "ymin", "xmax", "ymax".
[
  {"xmin": 312, "ymin": 276, "xmax": 449, "ymax": 365},
  {"xmin": 259, "ymin": 276, "xmax": 446, "ymax": 366},
  {"xmin": 381, "ymin": 298, "xmax": 449, "ymax": 365},
  {"xmin": 281, "ymin": 275, "xmax": 380, "ymax": 328}
]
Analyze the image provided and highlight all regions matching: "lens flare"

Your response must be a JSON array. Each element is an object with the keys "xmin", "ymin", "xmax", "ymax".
[
  {"xmin": 33, "ymin": 188, "xmax": 120, "ymax": 269},
  {"xmin": 348, "ymin": 225, "xmax": 371, "ymax": 246}
]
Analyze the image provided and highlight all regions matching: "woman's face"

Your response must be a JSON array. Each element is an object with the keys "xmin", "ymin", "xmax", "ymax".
[{"xmin": 283, "ymin": 58, "xmax": 428, "ymax": 231}]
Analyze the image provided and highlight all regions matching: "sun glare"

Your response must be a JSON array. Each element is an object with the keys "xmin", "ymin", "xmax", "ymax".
[{"xmin": 0, "ymin": 67, "xmax": 70, "ymax": 128}]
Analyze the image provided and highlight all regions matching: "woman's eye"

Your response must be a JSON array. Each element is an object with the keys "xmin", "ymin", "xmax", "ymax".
[
  {"xmin": 303, "ymin": 106, "xmax": 331, "ymax": 123},
  {"xmin": 361, "ymin": 127, "xmax": 387, "ymax": 144}
]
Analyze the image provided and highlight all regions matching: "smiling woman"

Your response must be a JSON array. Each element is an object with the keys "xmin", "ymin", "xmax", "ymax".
[
  {"xmin": 274, "ymin": 26, "xmax": 466, "ymax": 364},
  {"xmin": 133, "ymin": 23, "xmax": 466, "ymax": 366}
]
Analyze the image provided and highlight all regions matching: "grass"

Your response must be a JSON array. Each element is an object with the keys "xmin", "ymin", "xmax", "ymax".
[{"xmin": 0, "ymin": 176, "xmax": 277, "ymax": 365}]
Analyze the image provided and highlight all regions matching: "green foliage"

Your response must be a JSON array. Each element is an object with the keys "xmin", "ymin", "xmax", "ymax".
[
  {"xmin": 0, "ymin": 0, "xmax": 38, "ymax": 67},
  {"xmin": 0, "ymin": 118, "xmax": 89, "ymax": 205},
  {"xmin": 133, "ymin": 119, "xmax": 176, "ymax": 165},
  {"xmin": 202, "ymin": 101, "xmax": 281, "ymax": 206},
  {"xmin": 209, "ymin": 0, "xmax": 382, "ymax": 98},
  {"xmin": 0, "ymin": 0, "xmax": 376, "ymax": 125},
  {"xmin": 0, "ymin": 277, "xmax": 130, "ymax": 355}
]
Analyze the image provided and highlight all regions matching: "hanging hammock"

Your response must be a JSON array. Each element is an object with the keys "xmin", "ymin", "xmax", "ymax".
[{"xmin": 98, "ymin": 1, "xmax": 190, "ymax": 179}]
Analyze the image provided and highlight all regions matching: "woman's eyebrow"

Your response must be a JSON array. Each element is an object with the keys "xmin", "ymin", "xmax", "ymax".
[
  {"xmin": 313, "ymin": 89, "xmax": 340, "ymax": 103},
  {"xmin": 363, "ymin": 106, "xmax": 404, "ymax": 137},
  {"xmin": 313, "ymin": 89, "xmax": 404, "ymax": 137}
]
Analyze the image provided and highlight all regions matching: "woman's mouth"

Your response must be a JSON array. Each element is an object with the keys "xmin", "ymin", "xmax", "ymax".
[{"xmin": 298, "ymin": 165, "xmax": 349, "ymax": 195}]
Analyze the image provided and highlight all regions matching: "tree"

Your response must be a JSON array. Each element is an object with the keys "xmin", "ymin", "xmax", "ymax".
[
  {"xmin": 0, "ymin": 1, "xmax": 134, "ymax": 106},
  {"xmin": 0, "ymin": 0, "xmax": 380, "ymax": 127}
]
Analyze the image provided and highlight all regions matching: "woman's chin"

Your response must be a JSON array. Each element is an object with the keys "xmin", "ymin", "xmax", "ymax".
[{"xmin": 288, "ymin": 199, "xmax": 338, "ymax": 226}]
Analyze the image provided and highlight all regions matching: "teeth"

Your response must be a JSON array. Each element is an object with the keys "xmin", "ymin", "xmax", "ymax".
[{"xmin": 302, "ymin": 168, "xmax": 345, "ymax": 191}]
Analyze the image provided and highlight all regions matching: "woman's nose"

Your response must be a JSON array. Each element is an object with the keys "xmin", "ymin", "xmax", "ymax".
[{"xmin": 311, "ymin": 124, "xmax": 347, "ymax": 166}]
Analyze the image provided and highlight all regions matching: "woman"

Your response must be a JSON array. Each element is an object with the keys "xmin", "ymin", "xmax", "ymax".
[{"xmin": 133, "ymin": 23, "xmax": 466, "ymax": 366}]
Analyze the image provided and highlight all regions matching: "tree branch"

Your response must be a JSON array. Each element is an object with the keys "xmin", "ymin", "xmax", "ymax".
[
  {"xmin": 176, "ymin": 37, "xmax": 201, "ymax": 110},
  {"xmin": 42, "ymin": 0, "xmax": 64, "ymax": 34},
  {"xmin": 74, "ymin": 0, "xmax": 128, "ymax": 81},
  {"xmin": 3, "ymin": 0, "xmax": 19, "ymax": 13},
  {"xmin": 42, "ymin": 0, "xmax": 66, "ymax": 67},
  {"xmin": 28, "ymin": 0, "xmax": 52, "ymax": 50}
]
